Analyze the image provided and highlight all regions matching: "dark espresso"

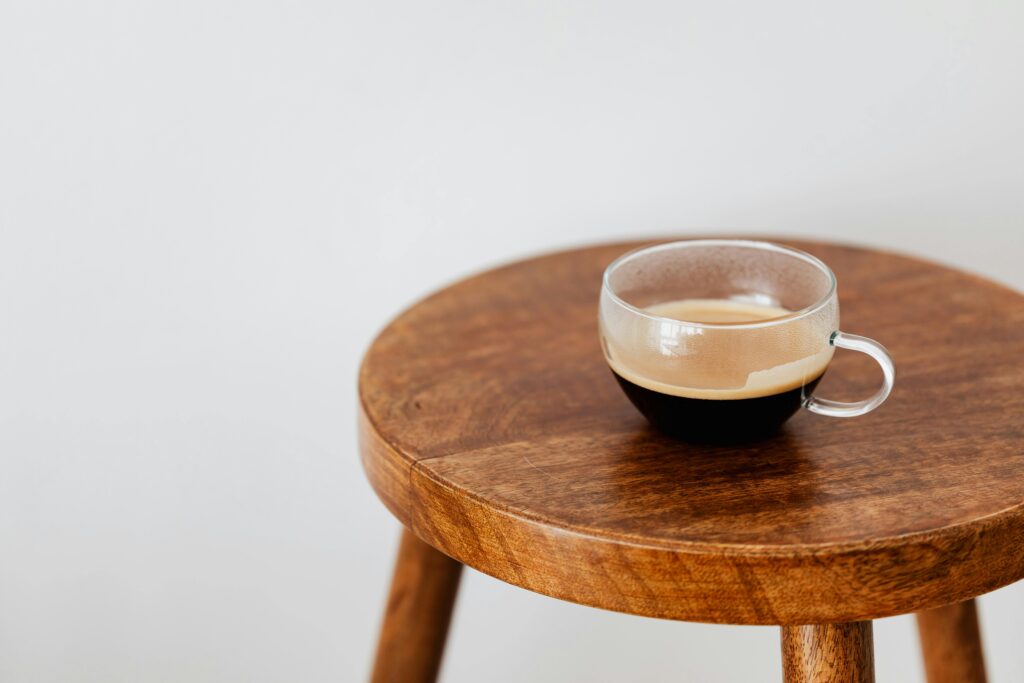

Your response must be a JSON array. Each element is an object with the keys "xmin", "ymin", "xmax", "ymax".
[
  {"xmin": 607, "ymin": 299, "xmax": 830, "ymax": 442},
  {"xmin": 612, "ymin": 370, "xmax": 825, "ymax": 442}
]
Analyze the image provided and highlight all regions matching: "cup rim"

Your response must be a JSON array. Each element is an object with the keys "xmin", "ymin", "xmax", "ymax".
[{"xmin": 601, "ymin": 239, "xmax": 838, "ymax": 330}]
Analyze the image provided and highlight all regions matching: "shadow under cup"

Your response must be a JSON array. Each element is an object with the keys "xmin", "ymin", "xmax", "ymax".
[{"xmin": 599, "ymin": 240, "xmax": 841, "ymax": 443}]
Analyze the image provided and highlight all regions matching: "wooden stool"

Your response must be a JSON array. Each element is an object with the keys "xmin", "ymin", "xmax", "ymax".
[{"xmin": 359, "ymin": 239, "xmax": 1024, "ymax": 682}]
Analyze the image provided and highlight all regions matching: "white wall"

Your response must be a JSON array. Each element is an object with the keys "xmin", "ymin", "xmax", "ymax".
[{"xmin": 2, "ymin": 1, "xmax": 1022, "ymax": 681}]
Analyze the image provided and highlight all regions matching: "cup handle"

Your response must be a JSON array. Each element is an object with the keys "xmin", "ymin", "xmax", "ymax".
[{"xmin": 804, "ymin": 331, "xmax": 895, "ymax": 418}]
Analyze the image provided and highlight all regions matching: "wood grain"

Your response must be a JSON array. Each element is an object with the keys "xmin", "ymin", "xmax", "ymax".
[
  {"xmin": 782, "ymin": 622, "xmax": 874, "ymax": 683},
  {"xmin": 916, "ymin": 599, "xmax": 987, "ymax": 683},
  {"xmin": 359, "ymin": 238, "xmax": 1024, "ymax": 624},
  {"xmin": 369, "ymin": 528, "xmax": 462, "ymax": 683}
]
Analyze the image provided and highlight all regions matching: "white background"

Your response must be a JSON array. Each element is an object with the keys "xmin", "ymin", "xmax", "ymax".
[{"xmin": 2, "ymin": 1, "xmax": 1022, "ymax": 681}]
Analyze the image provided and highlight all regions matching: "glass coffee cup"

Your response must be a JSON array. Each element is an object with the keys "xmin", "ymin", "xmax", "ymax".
[{"xmin": 599, "ymin": 240, "xmax": 894, "ymax": 442}]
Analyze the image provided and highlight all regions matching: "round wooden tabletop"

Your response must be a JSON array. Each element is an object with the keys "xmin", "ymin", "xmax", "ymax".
[{"xmin": 358, "ymin": 239, "xmax": 1024, "ymax": 625}]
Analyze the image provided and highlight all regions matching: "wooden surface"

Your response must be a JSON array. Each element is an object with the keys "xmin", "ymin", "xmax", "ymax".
[
  {"xmin": 916, "ymin": 599, "xmax": 988, "ymax": 683},
  {"xmin": 782, "ymin": 622, "xmax": 874, "ymax": 683},
  {"xmin": 359, "ymin": 239, "xmax": 1024, "ymax": 625},
  {"xmin": 369, "ymin": 529, "xmax": 462, "ymax": 683}
]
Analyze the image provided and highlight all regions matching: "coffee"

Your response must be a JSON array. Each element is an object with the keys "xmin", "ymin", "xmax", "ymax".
[
  {"xmin": 607, "ymin": 298, "xmax": 830, "ymax": 442},
  {"xmin": 600, "ymin": 240, "xmax": 894, "ymax": 440}
]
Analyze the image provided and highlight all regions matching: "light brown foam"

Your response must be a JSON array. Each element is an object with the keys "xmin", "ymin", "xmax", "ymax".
[
  {"xmin": 645, "ymin": 298, "xmax": 793, "ymax": 324},
  {"xmin": 606, "ymin": 298, "xmax": 834, "ymax": 400}
]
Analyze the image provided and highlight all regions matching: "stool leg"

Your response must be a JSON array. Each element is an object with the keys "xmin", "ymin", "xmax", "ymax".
[
  {"xmin": 781, "ymin": 622, "xmax": 874, "ymax": 683},
  {"xmin": 916, "ymin": 599, "xmax": 987, "ymax": 683},
  {"xmin": 369, "ymin": 528, "xmax": 463, "ymax": 683}
]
